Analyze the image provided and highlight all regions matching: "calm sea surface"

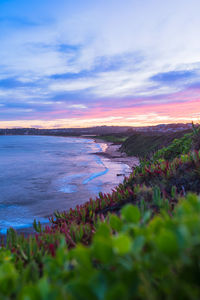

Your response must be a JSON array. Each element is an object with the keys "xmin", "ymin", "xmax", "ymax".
[{"xmin": 0, "ymin": 135, "xmax": 130, "ymax": 233}]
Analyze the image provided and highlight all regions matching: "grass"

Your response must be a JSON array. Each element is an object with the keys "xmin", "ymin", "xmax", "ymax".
[{"xmin": 120, "ymin": 130, "xmax": 191, "ymax": 158}]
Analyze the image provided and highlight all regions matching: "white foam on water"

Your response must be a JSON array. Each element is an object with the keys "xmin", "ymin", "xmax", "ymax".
[{"xmin": 0, "ymin": 136, "xmax": 130, "ymax": 231}]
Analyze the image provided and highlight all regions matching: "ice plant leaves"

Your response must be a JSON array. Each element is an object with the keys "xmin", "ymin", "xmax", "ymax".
[
  {"xmin": 121, "ymin": 204, "xmax": 140, "ymax": 223},
  {"xmin": 155, "ymin": 229, "xmax": 179, "ymax": 257}
]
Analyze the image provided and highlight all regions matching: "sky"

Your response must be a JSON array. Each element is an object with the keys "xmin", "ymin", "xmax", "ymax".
[{"xmin": 0, "ymin": 0, "xmax": 200, "ymax": 128}]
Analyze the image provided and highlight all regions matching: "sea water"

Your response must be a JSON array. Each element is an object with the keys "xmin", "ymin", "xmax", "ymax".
[{"xmin": 0, "ymin": 135, "xmax": 130, "ymax": 233}]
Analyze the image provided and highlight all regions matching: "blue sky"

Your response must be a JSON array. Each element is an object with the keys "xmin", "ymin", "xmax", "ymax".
[{"xmin": 0, "ymin": 0, "xmax": 200, "ymax": 128}]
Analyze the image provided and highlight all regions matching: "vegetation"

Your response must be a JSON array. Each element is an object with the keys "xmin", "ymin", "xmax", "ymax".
[
  {"xmin": 0, "ymin": 125, "xmax": 200, "ymax": 299},
  {"xmin": 1, "ymin": 192, "xmax": 200, "ymax": 299},
  {"xmin": 153, "ymin": 133, "xmax": 192, "ymax": 161},
  {"xmin": 152, "ymin": 124, "xmax": 200, "ymax": 162},
  {"xmin": 96, "ymin": 134, "xmax": 128, "ymax": 144},
  {"xmin": 120, "ymin": 130, "xmax": 191, "ymax": 158}
]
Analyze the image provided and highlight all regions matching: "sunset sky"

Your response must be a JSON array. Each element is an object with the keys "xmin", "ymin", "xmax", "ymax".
[{"xmin": 0, "ymin": 0, "xmax": 200, "ymax": 128}]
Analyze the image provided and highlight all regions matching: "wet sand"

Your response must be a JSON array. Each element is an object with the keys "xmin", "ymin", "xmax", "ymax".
[{"xmin": 93, "ymin": 138, "xmax": 139, "ymax": 170}]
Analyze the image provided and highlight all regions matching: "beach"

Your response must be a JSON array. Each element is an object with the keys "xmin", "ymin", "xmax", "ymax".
[
  {"xmin": 0, "ymin": 136, "xmax": 139, "ymax": 237},
  {"xmin": 94, "ymin": 138, "xmax": 139, "ymax": 170}
]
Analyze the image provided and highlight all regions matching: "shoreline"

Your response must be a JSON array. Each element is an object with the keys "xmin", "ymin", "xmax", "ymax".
[
  {"xmin": 93, "ymin": 138, "xmax": 139, "ymax": 170},
  {"xmin": 0, "ymin": 137, "xmax": 139, "ymax": 238}
]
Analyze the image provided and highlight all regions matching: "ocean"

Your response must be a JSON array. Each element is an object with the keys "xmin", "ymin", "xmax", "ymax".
[{"xmin": 0, "ymin": 135, "xmax": 130, "ymax": 233}]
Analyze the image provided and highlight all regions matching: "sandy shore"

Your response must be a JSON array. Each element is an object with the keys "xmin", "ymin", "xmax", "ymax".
[{"xmin": 93, "ymin": 138, "xmax": 139, "ymax": 170}]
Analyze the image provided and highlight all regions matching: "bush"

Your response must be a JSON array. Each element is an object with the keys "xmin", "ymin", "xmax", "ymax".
[
  {"xmin": 153, "ymin": 124, "xmax": 200, "ymax": 162},
  {"xmin": 1, "ymin": 194, "xmax": 200, "ymax": 299},
  {"xmin": 153, "ymin": 133, "xmax": 192, "ymax": 161}
]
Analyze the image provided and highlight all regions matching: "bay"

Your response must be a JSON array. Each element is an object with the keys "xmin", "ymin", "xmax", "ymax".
[{"xmin": 0, "ymin": 135, "xmax": 130, "ymax": 233}]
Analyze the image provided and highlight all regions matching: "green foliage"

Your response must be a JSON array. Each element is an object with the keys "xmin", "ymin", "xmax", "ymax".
[
  {"xmin": 153, "ymin": 133, "xmax": 193, "ymax": 161},
  {"xmin": 120, "ymin": 130, "xmax": 190, "ymax": 157},
  {"xmin": 1, "ymin": 195, "xmax": 200, "ymax": 299},
  {"xmin": 0, "ymin": 125, "xmax": 200, "ymax": 298},
  {"xmin": 2, "ymin": 148, "xmax": 200, "ymax": 271},
  {"xmin": 121, "ymin": 204, "xmax": 140, "ymax": 223},
  {"xmin": 191, "ymin": 123, "xmax": 200, "ymax": 150},
  {"xmin": 33, "ymin": 219, "xmax": 42, "ymax": 233},
  {"xmin": 152, "ymin": 124, "xmax": 200, "ymax": 162}
]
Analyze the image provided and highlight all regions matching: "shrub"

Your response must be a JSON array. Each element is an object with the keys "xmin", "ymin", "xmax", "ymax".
[
  {"xmin": 153, "ymin": 133, "xmax": 192, "ymax": 161},
  {"xmin": 1, "ymin": 128, "xmax": 200, "ymax": 299},
  {"xmin": 1, "ymin": 194, "xmax": 200, "ymax": 299}
]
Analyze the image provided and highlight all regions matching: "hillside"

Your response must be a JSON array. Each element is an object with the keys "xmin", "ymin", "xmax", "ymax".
[
  {"xmin": 120, "ymin": 129, "xmax": 191, "ymax": 158},
  {"xmin": 0, "ymin": 125, "xmax": 200, "ymax": 299}
]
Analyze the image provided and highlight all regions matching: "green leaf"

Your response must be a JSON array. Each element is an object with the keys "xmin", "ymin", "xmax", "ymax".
[
  {"xmin": 92, "ymin": 236, "xmax": 113, "ymax": 263},
  {"xmin": 113, "ymin": 234, "xmax": 131, "ymax": 255},
  {"xmin": 121, "ymin": 204, "xmax": 140, "ymax": 223},
  {"xmin": 71, "ymin": 245, "xmax": 92, "ymax": 269},
  {"xmin": 109, "ymin": 215, "xmax": 123, "ymax": 232},
  {"xmin": 0, "ymin": 262, "xmax": 18, "ymax": 295},
  {"xmin": 105, "ymin": 283, "xmax": 128, "ymax": 300},
  {"xmin": 20, "ymin": 285, "xmax": 40, "ymax": 300},
  {"xmin": 95, "ymin": 223, "xmax": 111, "ymax": 238},
  {"xmin": 155, "ymin": 229, "xmax": 179, "ymax": 257},
  {"xmin": 38, "ymin": 277, "xmax": 50, "ymax": 298},
  {"xmin": 132, "ymin": 236, "xmax": 145, "ymax": 255},
  {"xmin": 67, "ymin": 281, "xmax": 97, "ymax": 300},
  {"xmin": 142, "ymin": 211, "xmax": 151, "ymax": 224}
]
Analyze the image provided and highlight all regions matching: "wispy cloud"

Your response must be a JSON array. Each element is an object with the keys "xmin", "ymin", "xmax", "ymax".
[
  {"xmin": 0, "ymin": 0, "xmax": 200, "ymax": 127},
  {"xmin": 68, "ymin": 104, "xmax": 87, "ymax": 109}
]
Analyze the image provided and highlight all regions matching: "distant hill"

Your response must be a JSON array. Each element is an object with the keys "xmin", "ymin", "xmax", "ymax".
[{"xmin": 0, "ymin": 123, "xmax": 193, "ymax": 136}]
